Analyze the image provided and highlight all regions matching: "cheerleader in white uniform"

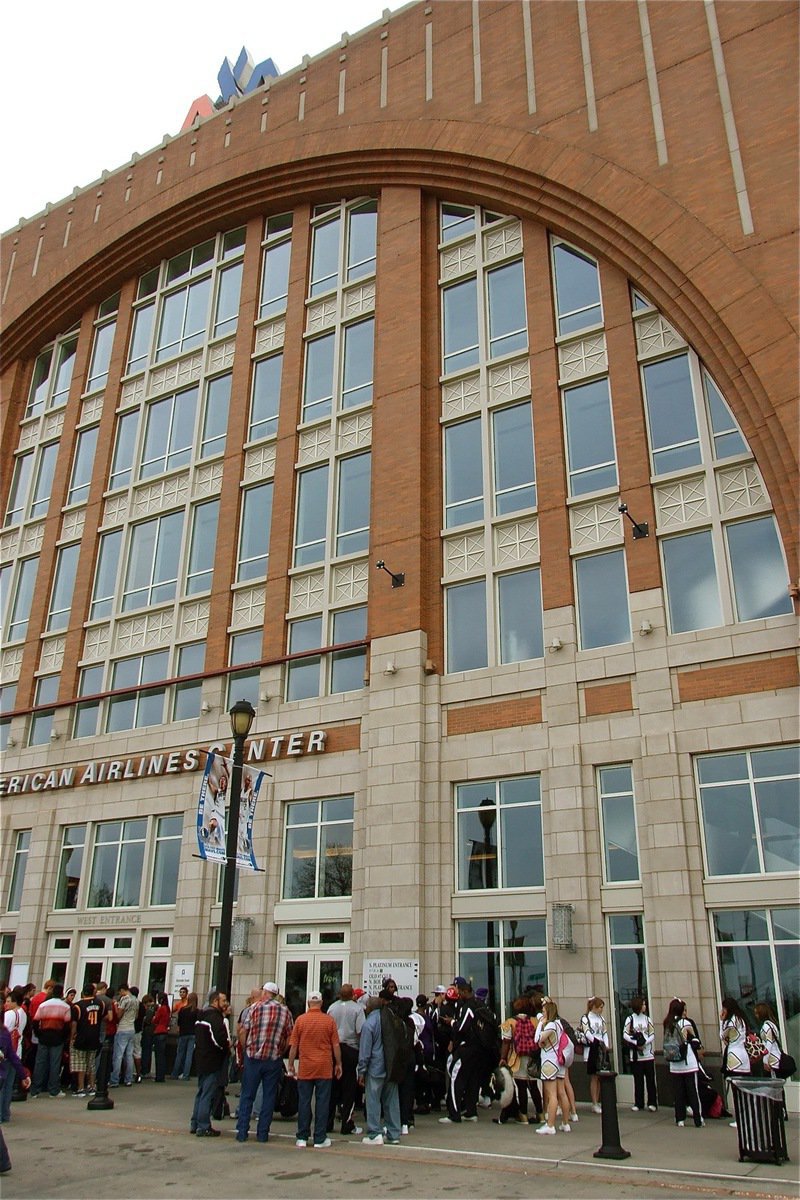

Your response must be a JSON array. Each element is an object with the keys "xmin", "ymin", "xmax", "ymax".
[
  {"xmin": 719, "ymin": 996, "xmax": 750, "ymax": 1128},
  {"xmin": 579, "ymin": 996, "xmax": 610, "ymax": 1113},
  {"xmin": 623, "ymin": 995, "xmax": 657, "ymax": 1111}
]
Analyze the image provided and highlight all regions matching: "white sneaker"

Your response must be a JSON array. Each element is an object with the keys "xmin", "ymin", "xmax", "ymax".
[
  {"xmin": 401, "ymin": 1124, "xmax": 409, "ymax": 1135},
  {"xmin": 559, "ymin": 1123, "xmax": 571, "ymax": 1132},
  {"xmin": 478, "ymin": 1095, "xmax": 492, "ymax": 1108},
  {"xmin": 438, "ymin": 1116, "xmax": 457, "ymax": 1124},
  {"xmin": 570, "ymin": 1112, "xmax": 578, "ymax": 1122},
  {"xmin": 313, "ymin": 1138, "xmax": 332, "ymax": 1148},
  {"xmin": 631, "ymin": 1106, "xmax": 641, "ymax": 1112},
  {"xmin": 295, "ymin": 1139, "xmax": 308, "ymax": 1147},
  {"xmin": 536, "ymin": 1124, "xmax": 556, "ymax": 1135},
  {"xmin": 676, "ymin": 1121, "xmax": 685, "ymax": 1127},
  {"xmin": 362, "ymin": 1133, "xmax": 384, "ymax": 1145},
  {"xmin": 647, "ymin": 1105, "xmax": 657, "ymax": 1112},
  {"xmin": 592, "ymin": 1103, "xmax": 602, "ymax": 1114},
  {"xmin": 463, "ymin": 1115, "xmax": 478, "ymax": 1122},
  {"xmin": 728, "ymin": 1121, "xmax": 737, "ymax": 1128}
]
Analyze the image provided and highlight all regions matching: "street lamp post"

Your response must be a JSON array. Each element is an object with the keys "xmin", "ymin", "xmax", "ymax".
[{"xmin": 215, "ymin": 699, "xmax": 256, "ymax": 996}]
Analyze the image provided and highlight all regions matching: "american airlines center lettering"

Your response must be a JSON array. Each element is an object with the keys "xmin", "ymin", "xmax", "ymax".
[{"xmin": 0, "ymin": 730, "xmax": 327, "ymax": 797}]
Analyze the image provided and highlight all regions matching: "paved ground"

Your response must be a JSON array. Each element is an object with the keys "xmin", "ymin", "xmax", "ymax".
[{"xmin": 2, "ymin": 1080, "xmax": 797, "ymax": 1199}]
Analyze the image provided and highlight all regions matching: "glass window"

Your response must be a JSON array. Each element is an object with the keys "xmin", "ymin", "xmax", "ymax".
[
  {"xmin": 50, "ymin": 337, "xmax": 78, "ymax": 409},
  {"xmin": 109, "ymin": 410, "xmax": 139, "ymax": 491},
  {"xmin": 140, "ymin": 387, "xmax": 198, "ymax": 478},
  {"xmin": 487, "ymin": 261, "xmax": 527, "ymax": 358},
  {"xmin": 4, "ymin": 452, "xmax": 33, "ymax": 526},
  {"xmin": 347, "ymin": 201, "xmax": 377, "ymax": 281},
  {"xmin": 73, "ymin": 666, "xmax": 104, "ymax": 739},
  {"xmin": 26, "ymin": 348, "xmax": 54, "ymax": 417},
  {"xmin": 563, "ymin": 377, "xmax": 617, "ymax": 496},
  {"xmin": 726, "ymin": 516, "xmax": 792, "ymax": 622},
  {"xmin": 29, "ymin": 675, "xmax": 59, "ymax": 746},
  {"xmin": 457, "ymin": 918, "xmax": 548, "ymax": 1019},
  {"xmin": 294, "ymin": 465, "xmax": 329, "ymax": 567},
  {"xmin": 552, "ymin": 242, "xmax": 603, "ymax": 336},
  {"xmin": 493, "ymin": 402, "xmax": 535, "ymax": 515},
  {"xmin": 250, "ymin": 355, "xmax": 282, "ymax": 441},
  {"xmin": 608, "ymin": 913, "xmax": 648, "ymax": 1073},
  {"xmin": 575, "ymin": 550, "xmax": 631, "ymax": 650},
  {"xmin": 67, "ymin": 426, "xmax": 98, "ymax": 505},
  {"xmin": 122, "ymin": 512, "xmax": 183, "ymax": 611},
  {"xmin": 712, "ymin": 907, "xmax": 799, "ymax": 1076},
  {"xmin": 30, "ymin": 442, "xmax": 59, "ymax": 519},
  {"xmin": 342, "ymin": 319, "xmax": 374, "ymax": 408},
  {"xmin": 498, "ymin": 568, "xmax": 543, "ymax": 664},
  {"xmin": 150, "ymin": 815, "xmax": 183, "ymax": 905},
  {"xmin": 445, "ymin": 417, "xmax": 483, "ymax": 528},
  {"xmin": 698, "ymin": 746, "xmax": 800, "ymax": 877},
  {"xmin": 642, "ymin": 354, "xmax": 702, "ymax": 474},
  {"xmin": 54, "ymin": 825, "xmax": 86, "ymax": 909},
  {"xmin": 155, "ymin": 276, "xmax": 212, "ymax": 362},
  {"xmin": 221, "ymin": 228, "xmax": 246, "ymax": 260},
  {"xmin": 213, "ymin": 261, "xmax": 243, "ymax": 338},
  {"xmin": 336, "ymin": 453, "xmax": 371, "ymax": 557},
  {"xmin": 88, "ymin": 819, "xmax": 147, "ymax": 908},
  {"xmin": 282, "ymin": 797, "xmax": 354, "ymax": 899},
  {"xmin": 441, "ymin": 203, "xmax": 476, "ymax": 243},
  {"xmin": 260, "ymin": 233, "xmax": 292, "ymax": 319},
  {"xmin": 457, "ymin": 777, "xmax": 544, "ymax": 891},
  {"xmin": 8, "ymin": 557, "xmax": 39, "ymax": 642},
  {"xmin": 310, "ymin": 217, "xmax": 341, "ymax": 296},
  {"xmin": 598, "ymin": 765, "xmax": 640, "ymax": 883},
  {"xmin": 106, "ymin": 651, "xmax": 169, "ymax": 733},
  {"xmin": 303, "ymin": 334, "xmax": 335, "ymax": 422},
  {"xmin": 186, "ymin": 500, "xmax": 219, "ymax": 594},
  {"xmin": 7, "ymin": 830, "xmax": 30, "ymax": 911},
  {"xmin": 227, "ymin": 630, "xmax": 261, "ymax": 709},
  {"xmin": 47, "ymin": 543, "xmax": 80, "ymax": 631},
  {"xmin": 90, "ymin": 530, "xmax": 122, "ymax": 620},
  {"xmin": 662, "ymin": 529, "xmax": 722, "ymax": 633},
  {"xmin": 286, "ymin": 616, "xmax": 323, "ymax": 701},
  {"xmin": 127, "ymin": 302, "xmax": 155, "ymax": 374},
  {"xmin": 446, "ymin": 579, "xmax": 488, "ymax": 672},
  {"xmin": 200, "ymin": 373, "xmax": 231, "ymax": 458},
  {"xmin": 331, "ymin": 607, "xmax": 367, "ymax": 694},
  {"xmin": 87, "ymin": 318, "xmax": 117, "ymax": 393},
  {"xmin": 703, "ymin": 370, "xmax": 746, "ymax": 460},
  {"xmin": 173, "ymin": 642, "xmax": 205, "ymax": 721},
  {"xmin": 442, "ymin": 278, "xmax": 479, "ymax": 374},
  {"xmin": 237, "ymin": 483, "xmax": 273, "ymax": 581}
]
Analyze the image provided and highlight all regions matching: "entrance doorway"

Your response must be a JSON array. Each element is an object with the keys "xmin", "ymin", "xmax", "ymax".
[
  {"xmin": 78, "ymin": 933, "xmax": 133, "ymax": 992},
  {"xmin": 277, "ymin": 927, "xmax": 349, "ymax": 1017}
]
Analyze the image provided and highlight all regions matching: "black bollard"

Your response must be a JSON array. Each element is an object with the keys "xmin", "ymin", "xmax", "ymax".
[
  {"xmin": 87, "ymin": 1038, "xmax": 114, "ymax": 1111},
  {"xmin": 593, "ymin": 1069, "xmax": 630, "ymax": 1160}
]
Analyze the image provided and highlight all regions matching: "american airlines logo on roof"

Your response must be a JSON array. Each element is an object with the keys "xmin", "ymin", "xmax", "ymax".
[{"xmin": 181, "ymin": 47, "xmax": 280, "ymax": 131}]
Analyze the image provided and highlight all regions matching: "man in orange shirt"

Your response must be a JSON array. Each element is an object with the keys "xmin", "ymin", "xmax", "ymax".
[{"xmin": 286, "ymin": 992, "xmax": 342, "ymax": 1149}]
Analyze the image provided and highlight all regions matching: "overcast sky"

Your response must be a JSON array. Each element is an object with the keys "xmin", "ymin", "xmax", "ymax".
[{"xmin": 3, "ymin": 0, "xmax": 398, "ymax": 233}]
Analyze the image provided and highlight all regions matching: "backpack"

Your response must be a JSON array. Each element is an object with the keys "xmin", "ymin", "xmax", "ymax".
[
  {"xmin": 560, "ymin": 1018, "xmax": 581, "ymax": 1049},
  {"xmin": 555, "ymin": 1024, "xmax": 575, "ymax": 1069},
  {"xmin": 512, "ymin": 1015, "xmax": 536, "ymax": 1056},
  {"xmin": 663, "ymin": 1025, "xmax": 688, "ymax": 1063},
  {"xmin": 472, "ymin": 1003, "xmax": 501, "ymax": 1065},
  {"xmin": 381, "ymin": 1005, "xmax": 415, "ymax": 1083}
]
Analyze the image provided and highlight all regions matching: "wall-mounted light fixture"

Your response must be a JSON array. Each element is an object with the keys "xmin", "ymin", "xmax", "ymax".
[
  {"xmin": 383, "ymin": 660, "xmax": 397, "ymax": 676},
  {"xmin": 259, "ymin": 692, "xmax": 270, "ymax": 704},
  {"xmin": 618, "ymin": 501, "xmax": 649, "ymax": 539},
  {"xmin": 639, "ymin": 619, "xmax": 653, "ymax": 636},
  {"xmin": 231, "ymin": 916, "xmax": 254, "ymax": 956},
  {"xmin": 200, "ymin": 702, "xmax": 212, "ymax": 714},
  {"xmin": 376, "ymin": 559, "xmax": 405, "ymax": 588},
  {"xmin": 49, "ymin": 730, "xmax": 61, "ymax": 741},
  {"xmin": 552, "ymin": 902, "xmax": 577, "ymax": 952},
  {"xmin": 548, "ymin": 637, "xmax": 563, "ymax": 653}
]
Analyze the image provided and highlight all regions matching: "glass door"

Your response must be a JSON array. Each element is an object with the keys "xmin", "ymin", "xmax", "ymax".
[
  {"xmin": 77, "ymin": 933, "xmax": 133, "ymax": 992},
  {"xmin": 278, "ymin": 927, "xmax": 349, "ymax": 1017}
]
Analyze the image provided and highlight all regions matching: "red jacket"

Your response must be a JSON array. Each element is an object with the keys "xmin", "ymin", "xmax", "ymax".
[{"xmin": 152, "ymin": 1003, "xmax": 171, "ymax": 1035}]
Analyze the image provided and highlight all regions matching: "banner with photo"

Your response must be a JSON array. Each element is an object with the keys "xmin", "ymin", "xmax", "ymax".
[{"xmin": 196, "ymin": 751, "xmax": 264, "ymax": 871}]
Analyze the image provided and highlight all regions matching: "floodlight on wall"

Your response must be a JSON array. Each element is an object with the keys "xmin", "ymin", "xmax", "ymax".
[
  {"xmin": 383, "ymin": 660, "xmax": 397, "ymax": 676},
  {"xmin": 618, "ymin": 501, "xmax": 649, "ymax": 540},
  {"xmin": 639, "ymin": 619, "xmax": 653, "ymax": 636},
  {"xmin": 376, "ymin": 559, "xmax": 405, "ymax": 588},
  {"xmin": 552, "ymin": 903, "xmax": 576, "ymax": 952},
  {"xmin": 231, "ymin": 916, "xmax": 254, "ymax": 956},
  {"xmin": 548, "ymin": 637, "xmax": 563, "ymax": 653},
  {"xmin": 200, "ymin": 702, "xmax": 212, "ymax": 714}
]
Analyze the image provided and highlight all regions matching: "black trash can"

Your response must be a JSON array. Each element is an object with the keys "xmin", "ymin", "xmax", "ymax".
[{"xmin": 731, "ymin": 1077, "xmax": 789, "ymax": 1165}]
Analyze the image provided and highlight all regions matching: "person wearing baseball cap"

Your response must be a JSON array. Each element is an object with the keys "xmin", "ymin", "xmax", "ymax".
[
  {"xmin": 235, "ymin": 979, "xmax": 293, "ymax": 1145},
  {"xmin": 287, "ymin": 992, "xmax": 342, "ymax": 1148}
]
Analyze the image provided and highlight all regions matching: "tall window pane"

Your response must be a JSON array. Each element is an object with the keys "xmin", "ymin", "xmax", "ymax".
[
  {"xmin": 67, "ymin": 426, "xmax": 99, "ymax": 505},
  {"xmin": 331, "ymin": 607, "xmax": 367, "ymax": 694},
  {"xmin": 726, "ymin": 517, "xmax": 792, "ymax": 621},
  {"xmin": 30, "ymin": 443, "xmax": 59, "ymax": 518},
  {"xmin": 238, "ymin": 484, "xmax": 273, "ymax": 581},
  {"xmin": 294, "ymin": 465, "xmax": 329, "ymax": 567},
  {"xmin": 7, "ymin": 831, "xmax": 31, "ymax": 911},
  {"xmin": 87, "ymin": 319, "xmax": 117, "ymax": 392},
  {"xmin": 493, "ymin": 402, "xmax": 535, "ymax": 514},
  {"xmin": 173, "ymin": 642, "xmax": 205, "ymax": 721},
  {"xmin": 5, "ymin": 453, "xmax": 33, "ymax": 526},
  {"xmin": 662, "ymin": 530, "xmax": 721, "ymax": 633},
  {"xmin": 342, "ymin": 319, "xmax": 374, "ymax": 408},
  {"xmin": 575, "ymin": 550, "xmax": 631, "ymax": 650},
  {"xmin": 563, "ymin": 378, "xmax": 617, "ymax": 496},
  {"xmin": 703, "ymin": 370, "xmax": 745, "ymax": 459},
  {"xmin": 447, "ymin": 580, "xmax": 487, "ymax": 672},
  {"xmin": 109, "ymin": 410, "xmax": 138, "ymax": 491},
  {"xmin": 642, "ymin": 354, "xmax": 701, "ymax": 474},
  {"xmin": 90, "ymin": 530, "xmax": 122, "ymax": 620},
  {"xmin": 336, "ymin": 453, "xmax": 371, "ymax": 556},
  {"xmin": 303, "ymin": 335, "xmax": 335, "ymax": 422},
  {"xmin": 213, "ymin": 261, "xmax": 243, "ymax": 338},
  {"xmin": 186, "ymin": 500, "xmax": 219, "ymax": 594},
  {"xmin": 260, "ymin": 237, "xmax": 291, "ymax": 318},
  {"xmin": 8, "ymin": 558, "xmax": 39, "ymax": 642},
  {"xmin": 227, "ymin": 630, "xmax": 262, "ymax": 709},
  {"xmin": 122, "ymin": 512, "xmax": 183, "ymax": 611},
  {"xmin": 442, "ymin": 279, "xmax": 479, "ymax": 374},
  {"xmin": 487, "ymin": 261, "xmax": 527, "ymax": 358},
  {"xmin": 150, "ymin": 815, "xmax": 183, "ymax": 905},
  {"xmin": 599, "ymin": 765, "xmax": 640, "ymax": 883},
  {"xmin": 445, "ymin": 418, "xmax": 483, "ymax": 527},
  {"xmin": 552, "ymin": 242, "xmax": 602, "ymax": 335},
  {"xmin": 347, "ymin": 202, "xmax": 377, "ymax": 280},
  {"xmin": 54, "ymin": 825, "xmax": 86, "ymax": 909},
  {"xmin": 140, "ymin": 387, "xmax": 198, "ymax": 478},
  {"xmin": 201, "ymin": 373, "xmax": 231, "ymax": 458},
  {"xmin": 127, "ymin": 302, "xmax": 155, "ymax": 373},
  {"xmin": 47, "ymin": 542, "xmax": 80, "ymax": 631},
  {"xmin": 250, "ymin": 355, "xmax": 282, "ymax": 441},
  {"xmin": 51, "ymin": 337, "xmax": 77, "ymax": 408},
  {"xmin": 310, "ymin": 217, "xmax": 340, "ymax": 296},
  {"xmin": 287, "ymin": 616, "xmax": 323, "ymax": 701},
  {"xmin": 498, "ymin": 569, "xmax": 543, "ymax": 663}
]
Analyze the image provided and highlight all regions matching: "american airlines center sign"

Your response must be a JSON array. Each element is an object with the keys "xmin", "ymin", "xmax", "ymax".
[{"xmin": 0, "ymin": 730, "xmax": 327, "ymax": 796}]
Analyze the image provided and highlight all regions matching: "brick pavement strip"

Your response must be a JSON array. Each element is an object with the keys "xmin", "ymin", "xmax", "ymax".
[{"xmin": 1, "ymin": 1083, "xmax": 795, "ymax": 1200}]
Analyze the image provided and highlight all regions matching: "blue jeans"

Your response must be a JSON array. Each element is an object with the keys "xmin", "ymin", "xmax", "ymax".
[
  {"xmin": 171, "ymin": 1034, "xmax": 195, "ymax": 1079},
  {"xmin": 364, "ymin": 1072, "xmax": 401, "ymax": 1140},
  {"xmin": 31, "ymin": 1044, "xmax": 63, "ymax": 1096},
  {"xmin": 110, "ymin": 1029, "xmax": 135, "ymax": 1085},
  {"xmin": 297, "ymin": 1077, "xmax": 333, "ymax": 1145},
  {"xmin": 0, "ymin": 1067, "xmax": 16, "ymax": 1122},
  {"xmin": 236, "ymin": 1056, "xmax": 283, "ymax": 1141},
  {"xmin": 191, "ymin": 1071, "xmax": 219, "ymax": 1133}
]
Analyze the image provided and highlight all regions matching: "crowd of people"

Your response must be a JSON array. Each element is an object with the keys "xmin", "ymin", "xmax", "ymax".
[{"xmin": 0, "ymin": 973, "xmax": 792, "ymax": 1170}]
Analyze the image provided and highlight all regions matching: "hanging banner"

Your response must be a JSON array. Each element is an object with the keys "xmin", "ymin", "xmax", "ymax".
[{"xmin": 196, "ymin": 752, "xmax": 264, "ymax": 871}]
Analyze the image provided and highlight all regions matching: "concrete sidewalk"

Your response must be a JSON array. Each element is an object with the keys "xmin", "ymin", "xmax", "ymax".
[{"xmin": 2, "ymin": 1079, "xmax": 796, "ymax": 1199}]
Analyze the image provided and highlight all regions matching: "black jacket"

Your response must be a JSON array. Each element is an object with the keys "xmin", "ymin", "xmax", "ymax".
[{"xmin": 193, "ymin": 1005, "xmax": 230, "ymax": 1075}]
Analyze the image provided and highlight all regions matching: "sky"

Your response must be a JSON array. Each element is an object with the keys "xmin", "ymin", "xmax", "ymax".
[{"xmin": 3, "ymin": 0, "xmax": 399, "ymax": 234}]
